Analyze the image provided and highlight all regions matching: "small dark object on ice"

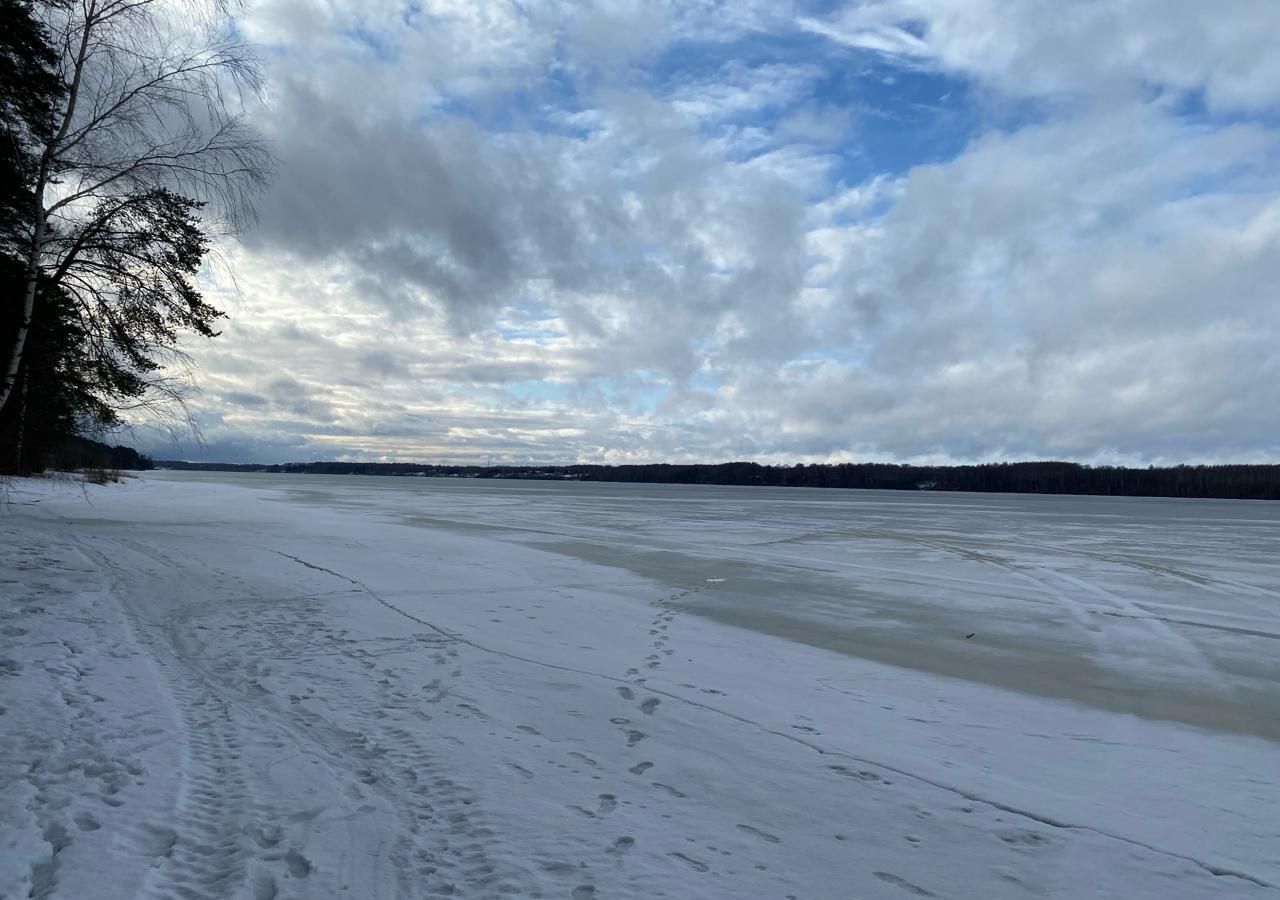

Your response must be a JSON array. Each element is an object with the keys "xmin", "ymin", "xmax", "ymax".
[{"xmin": 964, "ymin": 633, "xmax": 976, "ymax": 639}]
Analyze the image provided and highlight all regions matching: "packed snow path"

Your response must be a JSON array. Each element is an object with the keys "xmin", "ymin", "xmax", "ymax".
[{"xmin": 2, "ymin": 475, "xmax": 1278, "ymax": 899}]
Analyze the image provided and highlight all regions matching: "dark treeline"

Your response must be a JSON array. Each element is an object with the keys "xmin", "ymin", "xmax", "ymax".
[
  {"xmin": 155, "ymin": 459, "xmax": 1280, "ymax": 500},
  {"xmin": 49, "ymin": 436, "xmax": 153, "ymax": 473}
]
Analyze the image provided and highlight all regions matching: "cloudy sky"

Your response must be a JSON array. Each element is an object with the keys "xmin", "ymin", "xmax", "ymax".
[{"xmin": 146, "ymin": 0, "xmax": 1280, "ymax": 465}]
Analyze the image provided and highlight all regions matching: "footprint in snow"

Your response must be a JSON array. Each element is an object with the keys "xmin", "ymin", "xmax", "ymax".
[
  {"xmin": 284, "ymin": 848, "xmax": 312, "ymax": 878},
  {"xmin": 249, "ymin": 824, "xmax": 283, "ymax": 849},
  {"xmin": 639, "ymin": 698, "xmax": 660, "ymax": 715},
  {"xmin": 736, "ymin": 824, "xmax": 781, "ymax": 844},
  {"xmin": 999, "ymin": 829, "xmax": 1050, "ymax": 847},
  {"xmin": 829, "ymin": 765, "xmax": 883, "ymax": 782},
  {"xmin": 607, "ymin": 836, "xmax": 635, "ymax": 855},
  {"xmin": 668, "ymin": 851, "xmax": 709, "ymax": 872},
  {"xmin": 874, "ymin": 872, "xmax": 934, "ymax": 896}
]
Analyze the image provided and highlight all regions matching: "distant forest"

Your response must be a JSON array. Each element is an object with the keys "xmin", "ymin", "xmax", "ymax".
[
  {"xmin": 154, "ymin": 459, "xmax": 1280, "ymax": 500},
  {"xmin": 30, "ymin": 436, "xmax": 154, "ymax": 474}
]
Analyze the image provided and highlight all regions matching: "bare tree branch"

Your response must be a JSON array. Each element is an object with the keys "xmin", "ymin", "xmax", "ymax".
[{"xmin": 1, "ymin": 0, "xmax": 270, "ymax": 442}]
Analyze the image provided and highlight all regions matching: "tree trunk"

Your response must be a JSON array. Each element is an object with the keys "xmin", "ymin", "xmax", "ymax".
[
  {"xmin": 1, "ymin": 5, "xmax": 93, "ymax": 417},
  {"xmin": 0, "ymin": 207, "xmax": 44, "ymax": 417},
  {"xmin": 13, "ymin": 366, "xmax": 29, "ymax": 472}
]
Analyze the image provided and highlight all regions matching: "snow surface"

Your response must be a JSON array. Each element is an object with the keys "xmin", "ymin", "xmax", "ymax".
[{"xmin": 2, "ymin": 473, "xmax": 1278, "ymax": 900}]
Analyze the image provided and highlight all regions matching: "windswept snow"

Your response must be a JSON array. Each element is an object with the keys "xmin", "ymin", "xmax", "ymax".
[{"xmin": 2, "ymin": 474, "xmax": 1278, "ymax": 899}]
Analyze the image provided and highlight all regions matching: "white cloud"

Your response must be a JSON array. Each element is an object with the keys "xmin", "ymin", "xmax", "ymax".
[
  {"xmin": 805, "ymin": 0, "xmax": 1280, "ymax": 111},
  {"xmin": 134, "ymin": 0, "xmax": 1280, "ymax": 465}
]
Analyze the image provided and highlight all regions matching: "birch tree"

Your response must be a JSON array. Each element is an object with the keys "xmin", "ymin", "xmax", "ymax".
[{"xmin": 0, "ymin": 0, "xmax": 268, "ymax": 423}]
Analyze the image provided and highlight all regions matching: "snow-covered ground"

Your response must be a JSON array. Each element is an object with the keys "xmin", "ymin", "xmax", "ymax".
[{"xmin": 2, "ymin": 473, "xmax": 1278, "ymax": 900}]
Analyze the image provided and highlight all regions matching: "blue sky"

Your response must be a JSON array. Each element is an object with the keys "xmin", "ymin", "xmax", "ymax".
[{"xmin": 138, "ymin": 0, "xmax": 1280, "ymax": 465}]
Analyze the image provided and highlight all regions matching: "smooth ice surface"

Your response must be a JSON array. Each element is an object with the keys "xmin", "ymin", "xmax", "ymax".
[{"xmin": 2, "ymin": 473, "xmax": 1278, "ymax": 900}]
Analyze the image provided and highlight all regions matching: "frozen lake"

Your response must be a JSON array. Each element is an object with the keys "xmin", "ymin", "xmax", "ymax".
[
  {"xmin": 176, "ymin": 470, "xmax": 1280, "ymax": 738},
  {"xmin": 4, "ymin": 472, "xmax": 1278, "ymax": 899}
]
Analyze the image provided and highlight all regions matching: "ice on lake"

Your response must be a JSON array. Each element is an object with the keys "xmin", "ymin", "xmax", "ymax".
[{"xmin": 2, "ymin": 472, "xmax": 1277, "ymax": 899}]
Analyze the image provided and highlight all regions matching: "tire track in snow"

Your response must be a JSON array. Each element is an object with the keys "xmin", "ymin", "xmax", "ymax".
[
  {"xmin": 133, "ymin": 684, "xmax": 258, "ymax": 900},
  {"xmin": 914, "ymin": 535, "xmax": 1235, "ymax": 692},
  {"xmin": 1005, "ymin": 540, "xmax": 1280, "ymax": 619},
  {"xmin": 72, "ymin": 536, "xmax": 270, "ymax": 900},
  {"xmin": 1044, "ymin": 566, "xmax": 1229, "ymax": 685},
  {"xmin": 71, "ymin": 533, "xmax": 431, "ymax": 898},
  {"xmin": 908, "ymin": 536, "xmax": 1105, "ymax": 637}
]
